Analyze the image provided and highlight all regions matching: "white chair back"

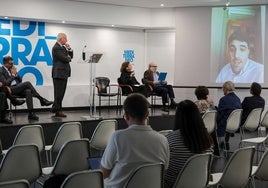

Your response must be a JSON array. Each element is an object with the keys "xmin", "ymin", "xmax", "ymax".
[
  {"xmin": 202, "ymin": 110, "xmax": 217, "ymax": 134},
  {"xmin": 173, "ymin": 153, "xmax": 212, "ymax": 188},
  {"xmin": 0, "ymin": 179, "xmax": 30, "ymax": 188},
  {"xmin": 60, "ymin": 170, "xmax": 103, "ymax": 188},
  {"xmin": 0, "ymin": 144, "xmax": 41, "ymax": 184},
  {"xmin": 252, "ymin": 149, "xmax": 268, "ymax": 181},
  {"xmin": 226, "ymin": 109, "xmax": 243, "ymax": 133},
  {"xmin": 51, "ymin": 139, "xmax": 90, "ymax": 176},
  {"xmin": 123, "ymin": 163, "xmax": 164, "ymax": 188},
  {"xmin": 210, "ymin": 146, "xmax": 255, "ymax": 188},
  {"xmin": 243, "ymin": 108, "xmax": 263, "ymax": 132},
  {"xmin": 13, "ymin": 125, "xmax": 45, "ymax": 152},
  {"xmin": 90, "ymin": 120, "xmax": 117, "ymax": 150},
  {"xmin": 260, "ymin": 110, "xmax": 268, "ymax": 129}
]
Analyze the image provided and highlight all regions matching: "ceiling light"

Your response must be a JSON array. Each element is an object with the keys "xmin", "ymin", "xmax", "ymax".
[
  {"xmin": 160, "ymin": 3, "xmax": 164, "ymax": 7},
  {"xmin": 4, "ymin": 16, "xmax": 8, "ymax": 19},
  {"xmin": 226, "ymin": 0, "xmax": 230, "ymax": 6},
  {"xmin": 61, "ymin": 20, "xmax": 66, "ymax": 24}
]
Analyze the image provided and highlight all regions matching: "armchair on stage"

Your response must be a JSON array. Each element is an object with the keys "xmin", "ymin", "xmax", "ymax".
[{"xmin": 94, "ymin": 77, "xmax": 120, "ymax": 115}]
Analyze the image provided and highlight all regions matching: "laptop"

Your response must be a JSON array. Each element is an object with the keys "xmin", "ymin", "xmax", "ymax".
[
  {"xmin": 87, "ymin": 157, "xmax": 102, "ymax": 170},
  {"xmin": 158, "ymin": 72, "xmax": 167, "ymax": 83}
]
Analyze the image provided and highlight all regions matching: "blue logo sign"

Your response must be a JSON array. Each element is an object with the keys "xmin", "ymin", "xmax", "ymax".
[
  {"xmin": 0, "ymin": 19, "xmax": 56, "ymax": 85},
  {"xmin": 123, "ymin": 50, "xmax": 135, "ymax": 62}
]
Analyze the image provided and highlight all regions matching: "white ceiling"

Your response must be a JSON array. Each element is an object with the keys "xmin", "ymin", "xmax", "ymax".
[{"xmin": 66, "ymin": 0, "xmax": 268, "ymax": 8}]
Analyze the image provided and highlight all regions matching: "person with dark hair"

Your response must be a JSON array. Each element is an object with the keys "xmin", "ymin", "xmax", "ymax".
[
  {"xmin": 118, "ymin": 61, "xmax": 151, "ymax": 97},
  {"xmin": 194, "ymin": 85, "xmax": 215, "ymax": 115},
  {"xmin": 100, "ymin": 93, "xmax": 169, "ymax": 188},
  {"xmin": 164, "ymin": 99, "xmax": 213, "ymax": 188},
  {"xmin": 143, "ymin": 62, "xmax": 176, "ymax": 112},
  {"xmin": 0, "ymin": 56, "xmax": 53, "ymax": 120},
  {"xmin": 240, "ymin": 82, "xmax": 265, "ymax": 126},
  {"xmin": 216, "ymin": 31, "xmax": 263, "ymax": 83}
]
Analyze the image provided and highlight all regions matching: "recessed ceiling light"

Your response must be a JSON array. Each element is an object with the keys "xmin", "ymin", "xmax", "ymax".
[
  {"xmin": 111, "ymin": 24, "xmax": 115, "ymax": 27},
  {"xmin": 4, "ymin": 16, "xmax": 8, "ymax": 19},
  {"xmin": 62, "ymin": 20, "xmax": 65, "ymax": 24},
  {"xmin": 160, "ymin": 3, "xmax": 164, "ymax": 7}
]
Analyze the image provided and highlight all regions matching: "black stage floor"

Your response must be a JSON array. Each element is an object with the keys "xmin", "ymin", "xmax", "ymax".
[{"xmin": 0, "ymin": 107, "xmax": 175, "ymax": 150}]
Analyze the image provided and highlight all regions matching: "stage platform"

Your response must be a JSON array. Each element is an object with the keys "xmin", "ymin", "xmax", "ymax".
[{"xmin": 0, "ymin": 107, "xmax": 175, "ymax": 150}]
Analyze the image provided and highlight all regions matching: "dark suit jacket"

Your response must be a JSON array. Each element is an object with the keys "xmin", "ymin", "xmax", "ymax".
[
  {"xmin": 0, "ymin": 66, "xmax": 22, "ymax": 86},
  {"xmin": 143, "ymin": 70, "xmax": 159, "ymax": 87},
  {"xmin": 52, "ymin": 42, "xmax": 73, "ymax": 79},
  {"xmin": 217, "ymin": 92, "xmax": 241, "ymax": 137},
  {"xmin": 241, "ymin": 95, "xmax": 265, "ymax": 125}
]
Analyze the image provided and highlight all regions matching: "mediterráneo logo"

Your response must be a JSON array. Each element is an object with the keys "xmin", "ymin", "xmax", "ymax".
[{"xmin": 0, "ymin": 19, "xmax": 56, "ymax": 85}]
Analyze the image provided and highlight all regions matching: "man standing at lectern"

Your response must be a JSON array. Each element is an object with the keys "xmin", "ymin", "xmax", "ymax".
[{"xmin": 51, "ymin": 33, "xmax": 73, "ymax": 117}]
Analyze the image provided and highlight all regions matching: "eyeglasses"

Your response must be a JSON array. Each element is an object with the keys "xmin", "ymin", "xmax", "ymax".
[{"xmin": 150, "ymin": 66, "xmax": 157, "ymax": 67}]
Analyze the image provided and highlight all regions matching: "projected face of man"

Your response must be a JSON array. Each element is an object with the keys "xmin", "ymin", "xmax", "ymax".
[{"xmin": 229, "ymin": 40, "xmax": 250, "ymax": 74}]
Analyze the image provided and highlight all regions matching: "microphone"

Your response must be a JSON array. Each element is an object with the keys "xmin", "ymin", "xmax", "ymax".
[{"xmin": 82, "ymin": 45, "xmax": 86, "ymax": 60}]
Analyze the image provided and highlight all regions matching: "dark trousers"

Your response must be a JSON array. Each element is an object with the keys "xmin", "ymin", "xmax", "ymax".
[
  {"xmin": 153, "ymin": 84, "xmax": 175, "ymax": 105},
  {"xmin": 11, "ymin": 81, "xmax": 42, "ymax": 111},
  {"xmin": 0, "ymin": 92, "xmax": 8, "ymax": 119},
  {"xmin": 52, "ymin": 78, "xmax": 68, "ymax": 113}
]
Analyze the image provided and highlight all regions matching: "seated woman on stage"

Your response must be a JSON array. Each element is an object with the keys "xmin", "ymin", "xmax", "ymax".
[
  {"xmin": 118, "ymin": 61, "xmax": 150, "ymax": 97},
  {"xmin": 164, "ymin": 100, "xmax": 213, "ymax": 188},
  {"xmin": 194, "ymin": 85, "xmax": 215, "ymax": 115}
]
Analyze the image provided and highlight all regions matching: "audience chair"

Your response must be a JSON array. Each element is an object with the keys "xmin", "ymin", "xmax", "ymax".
[
  {"xmin": 0, "ymin": 144, "xmax": 42, "ymax": 184},
  {"xmin": 173, "ymin": 153, "xmax": 213, "ymax": 188},
  {"xmin": 95, "ymin": 77, "xmax": 120, "ymax": 115},
  {"xmin": 3, "ymin": 125, "xmax": 45, "ymax": 155},
  {"xmin": 123, "ymin": 163, "xmax": 164, "ymax": 188},
  {"xmin": 60, "ymin": 170, "xmax": 104, "ymax": 188},
  {"xmin": 240, "ymin": 108, "xmax": 263, "ymax": 141},
  {"xmin": 45, "ymin": 122, "xmax": 83, "ymax": 166},
  {"xmin": 250, "ymin": 150, "xmax": 268, "ymax": 188},
  {"xmin": 40, "ymin": 139, "xmax": 90, "ymax": 186},
  {"xmin": 220, "ymin": 109, "xmax": 242, "ymax": 156},
  {"xmin": 90, "ymin": 119, "xmax": 118, "ymax": 157},
  {"xmin": 259, "ymin": 110, "xmax": 268, "ymax": 137},
  {"xmin": 0, "ymin": 179, "xmax": 30, "ymax": 188},
  {"xmin": 209, "ymin": 146, "xmax": 255, "ymax": 188},
  {"xmin": 202, "ymin": 110, "xmax": 217, "ymax": 134},
  {"xmin": 117, "ymin": 77, "xmax": 134, "ymax": 113}
]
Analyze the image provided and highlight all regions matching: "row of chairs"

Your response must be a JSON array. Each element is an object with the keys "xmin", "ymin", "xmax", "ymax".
[
  {"xmin": 96, "ymin": 77, "xmax": 161, "ymax": 115},
  {"xmin": 0, "ymin": 119, "xmax": 118, "ymax": 166},
  {"xmin": 201, "ymin": 108, "xmax": 267, "ymax": 157}
]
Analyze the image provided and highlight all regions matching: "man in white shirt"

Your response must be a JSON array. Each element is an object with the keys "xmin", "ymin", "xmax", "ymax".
[
  {"xmin": 100, "ymin": 93, "xmax": 169, "ymax": 188},
  {"xmin": 216, "ymin": 31, "xmax": 263, "ymax": 83}
]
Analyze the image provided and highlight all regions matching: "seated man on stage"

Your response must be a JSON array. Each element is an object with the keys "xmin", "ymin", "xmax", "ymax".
[
  {"xmin": 143, "ymin": 62, "xmax": 176, "ymax": 112},
  {"xmin": 0, "ymin": 81, "xmax": 25, "ymax": 123},
  {"xmin": 0, "ymin": 56, "xmax": 53, "ymax": 120}
]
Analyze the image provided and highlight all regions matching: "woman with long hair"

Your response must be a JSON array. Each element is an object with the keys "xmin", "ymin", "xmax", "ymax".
[{"xmin": 164, "ymin": 99, "xmax": 213, "ymax": 188}]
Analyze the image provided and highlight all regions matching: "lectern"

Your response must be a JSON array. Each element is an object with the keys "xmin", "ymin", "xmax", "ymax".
[{"xmin": 82, "ymin": 53, "xmax": 103, "ymax": 120}]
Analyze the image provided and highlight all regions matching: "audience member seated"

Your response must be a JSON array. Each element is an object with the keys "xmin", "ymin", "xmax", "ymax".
[
  {"xmin": 0, "ymin": 56, "xmax": 53, "ymax": 120},
  {"xmin": 100, "ymin": 93, "xmax": 169, "ymax": 188},
  {"xmin": 164, "ymin": 99, "xmax": 213, "ymax": 188},
  {"xmin": 215, "ymin": 81, "xmax": 241, "ymax": 153},
  {"xmin": 240, "ymin": 82, "xmax": 265, "ymax": 126},
  {"xmin": 142, "ymin": 62, "xmax": 176, "ymax": 112},
  {"xmin": 194, "ymin": 85, "xmax": 215, "ymax": 115},
  {"xmin": 118, "ymin": 61, "xmax": 151, "ymax": 97}
]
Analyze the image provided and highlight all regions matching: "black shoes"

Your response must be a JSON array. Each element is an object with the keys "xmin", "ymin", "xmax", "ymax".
[
  {"xmin": 28, "ymin": 112, "xmax": 39, "ymax": 120},
  {"xmin": 55, "ymin": 111, "xmax": 67, "ymax": 117},
  {"xmin": 161, "ymin": 106, "xmax": 169, "ymax": 112},
  {"xmin": 40, "ymin": 98, "xmax": 53, "ymax": 106},
  {"xmin": 11, "ymin": 99, "xmax": 25, "ymax": 106}
]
